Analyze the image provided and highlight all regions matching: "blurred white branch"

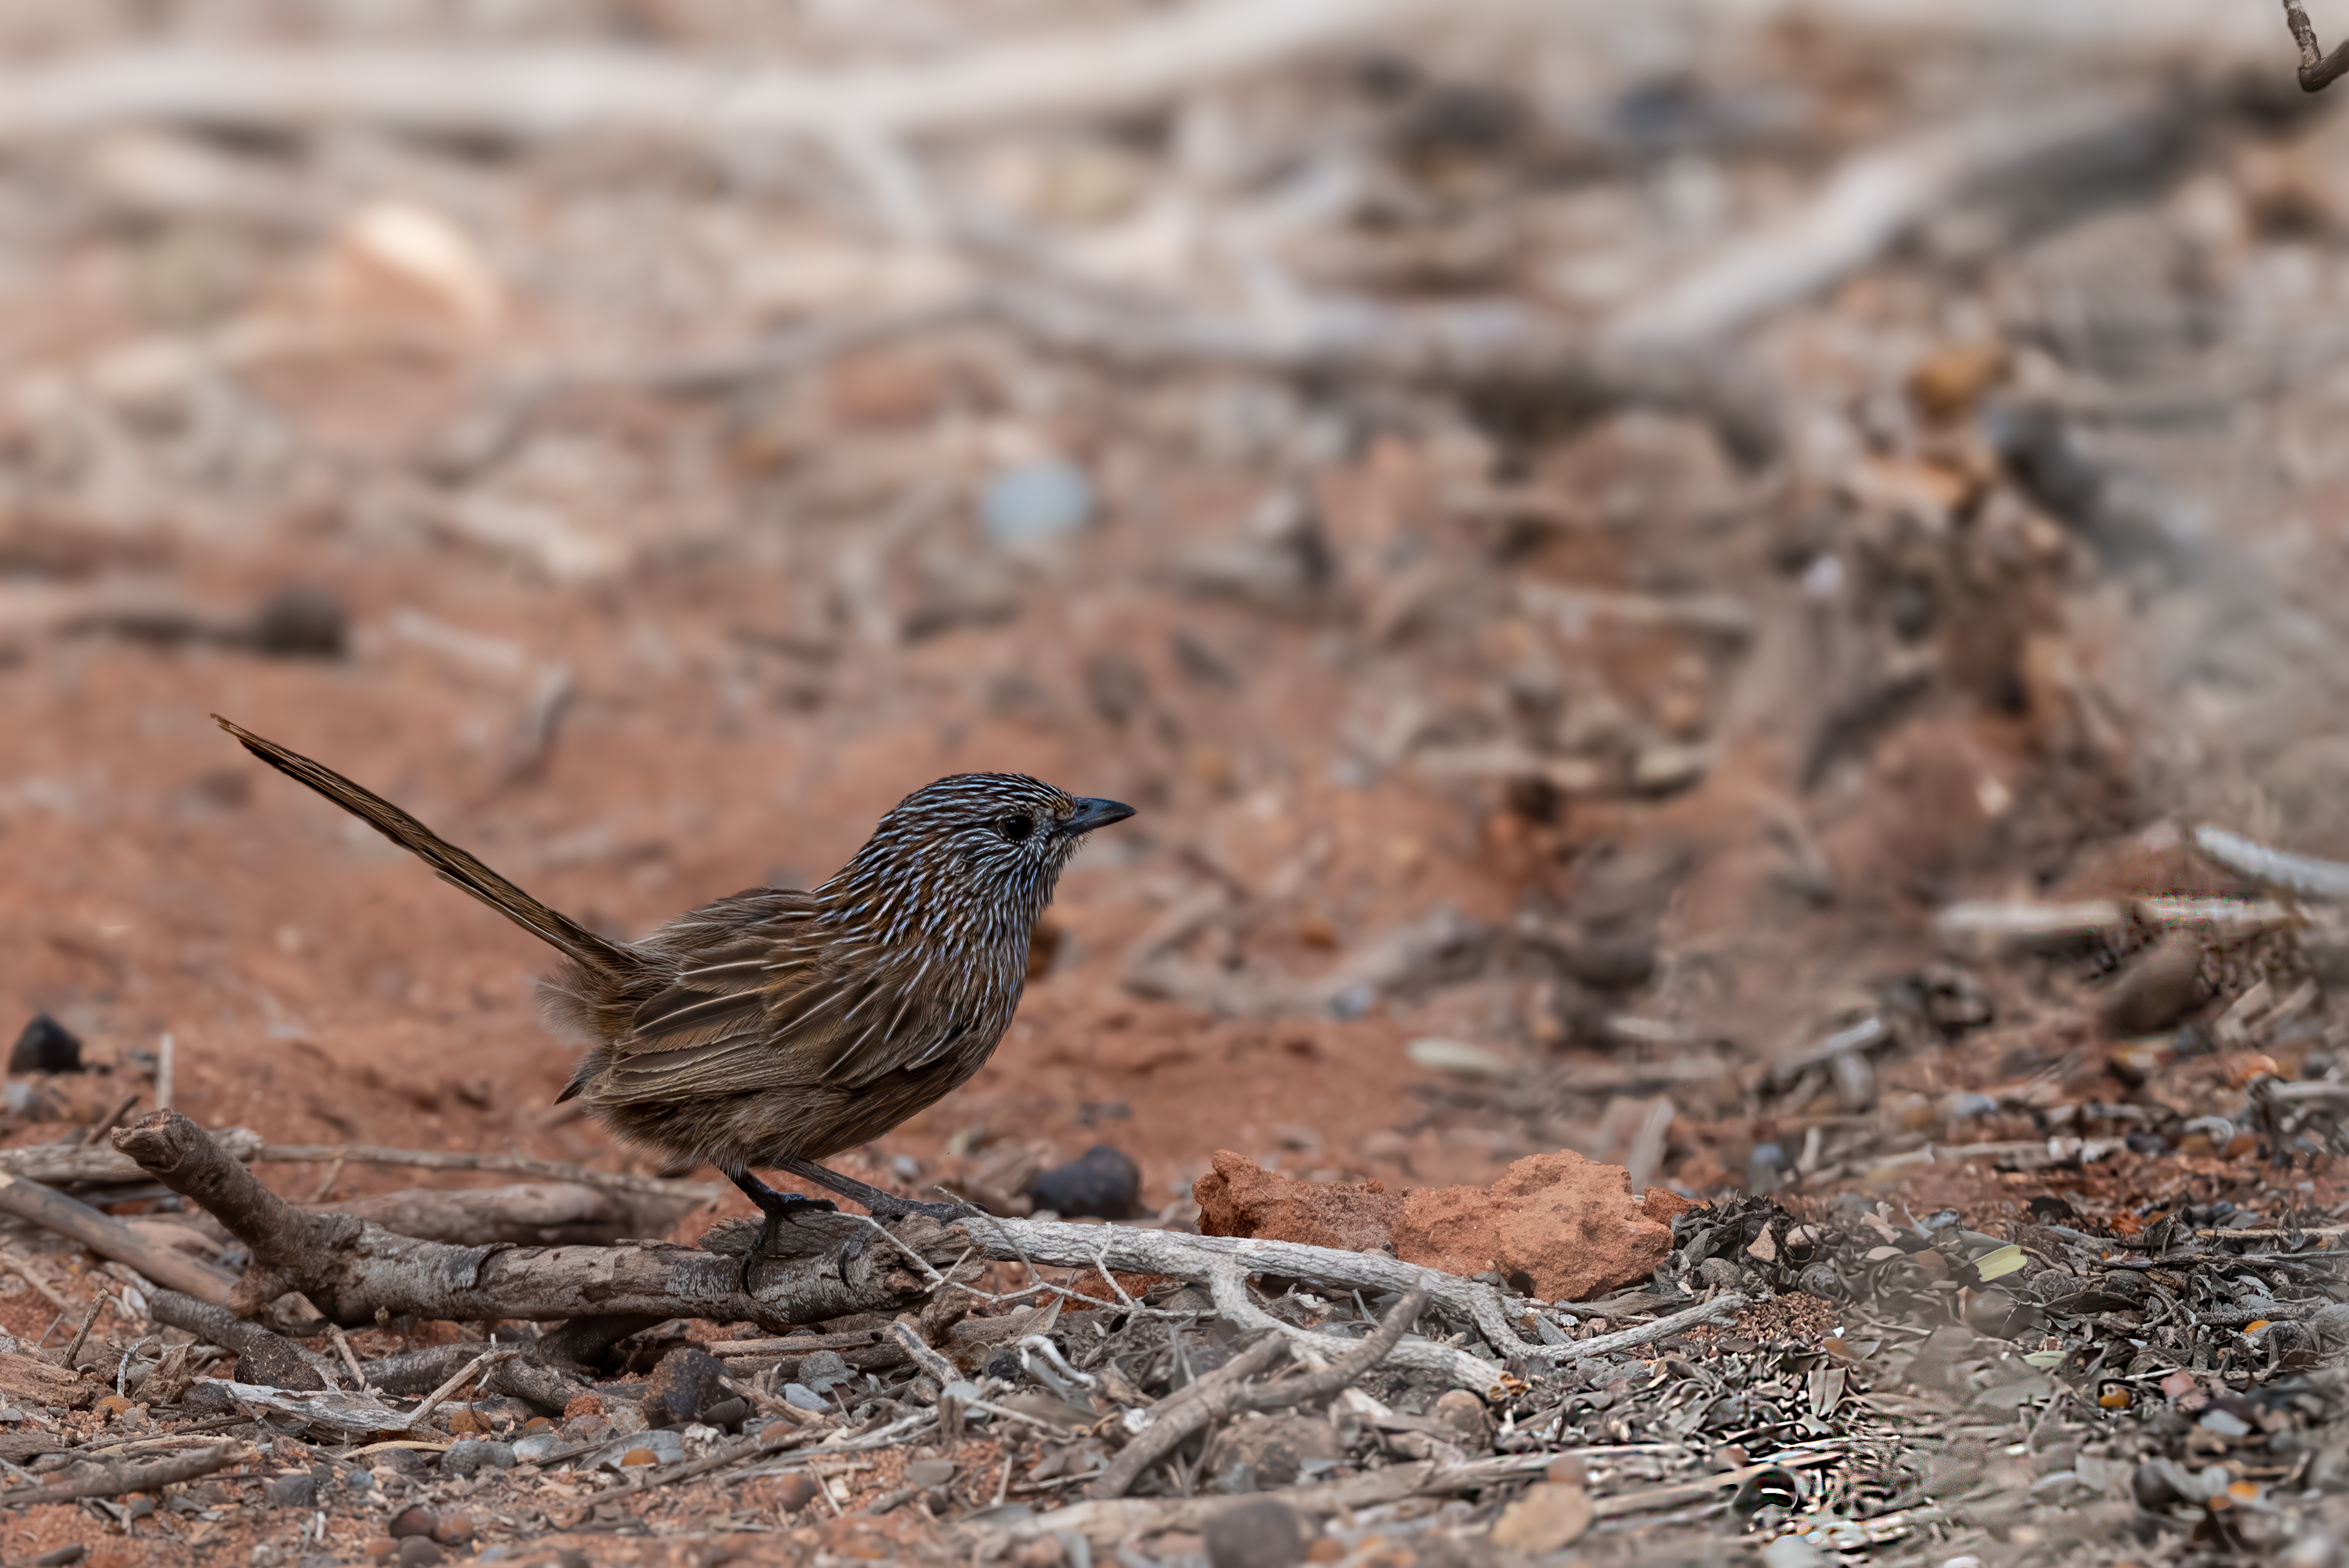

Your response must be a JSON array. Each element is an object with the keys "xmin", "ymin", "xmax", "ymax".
[
  {"xmin": 1604, "ymin": 88, "xmax": 2181, "ymax": 348},
  {"xmin": 0, "ymin": 0, "xmax": 1479, "ymax": 147}
]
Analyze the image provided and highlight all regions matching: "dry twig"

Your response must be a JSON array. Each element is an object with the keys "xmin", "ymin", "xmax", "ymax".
[
  {"xmin": 2283, "ymin": 1, "xmax": 2349, "ymax": 92},
  {"xmin": 1092, "ymin": 1282, "xmax": 1428, "ymax": 1500},
  {"xmin": 0, "ymin": 1442, "xmax": 249, "ymax": 1506}
]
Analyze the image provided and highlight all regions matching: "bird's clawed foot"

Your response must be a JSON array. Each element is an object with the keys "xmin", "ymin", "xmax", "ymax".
[
  {"xmin": 728, "ymin": 1171, "xmax": 837, "ymax": 1293},
  {"xmin": 776, "ymin": 1156, "xmax": 979, "ymax": 1226}
]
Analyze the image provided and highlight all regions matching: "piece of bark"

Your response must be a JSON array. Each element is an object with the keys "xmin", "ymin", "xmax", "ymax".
[
  {"xmin": 0, "ymin": 1349, "xmax": 97, "ymax": 1409},
  {"xmin": 113, "ymin": 1112, "xmax": 964, "ymax": 1331},
  {"xmin": 306, "ymin": 1182, "xmax": 695, "ymax": 1247},
  {"xmin": 0, "ymin": 1171, "xmax": 238, "ymax": 1302}
]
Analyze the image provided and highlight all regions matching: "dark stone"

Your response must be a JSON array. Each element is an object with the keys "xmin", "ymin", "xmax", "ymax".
[
  {"xmin": 34, "ymin": 1545, "xmax": 88, "ymax": 1566},
  {"xmin": 641, "ymin": 1344, "xmax": 728, "ymax": 1427},
  {"xmin": 396, "ymin": 1537, "xmax": 447, "ymax": 1567},
  {"xmin": 699, "ymin": 1396, "xmax": 749, "ymax": 1431},
  {"xmin": 439, "ymin": 1439, "xmax": 515, "ymax": 1477},
  {"xmin": 1028, "ymin": 1144, "xmax": 1141, "ymax": 1220},
  {"xmin": 1204, "ymin": 1497, "xmax": 1308, "ymax": 1568},
  {"xmin": 234, "ymin": 1335, "xmax": 325, "ymax": 1392},
  {"xmin": 246, "ymin": 584, "xmax": 348, "ymax": 659},
  {"xmin": 982, "ymin": 1350, "xmax": 1023, "ymax": 1383},
  {"xmin": 182, "ymin": 1380, "xmax": 237, "ymax": 1417},
  {"xmin": 265, "ymin": 1473, "xmax": 318, "ymax": 1509},
  {"xmin": 8, "ymin": 1014, "xmax": 82, "ymax": 1074},
  {"xmin": 2133, "ymin": 1461, "xmax": 2182, "ymax": 1511},
  {"xmin": 1552, "ymin": 934, "xmax": 1657, "ymax": 991},
  {"xmin": 388, "ymin": 1503, "xmax": 438, "ymax": 1539},
  {"xmin": 373, "ymin": 1448, "xmax": 427, "ymax": 1477},
  {"xmin": 2103, "ymin": 934, "xmax": 2206, "ymax": 1038}
]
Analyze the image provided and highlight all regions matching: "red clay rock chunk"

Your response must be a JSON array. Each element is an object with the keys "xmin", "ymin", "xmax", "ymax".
[
  {"xmin": 1393, "ymin": 1149, "xmax": 1673, "ymax": 1301},
  {"xmin": 1193, "ymin": 1150, "xmax": 1403, "ymax": 1252},
  {"xmin": 1192, "ymin": 1148, "xmax": 1687, "ymax": 1302}
]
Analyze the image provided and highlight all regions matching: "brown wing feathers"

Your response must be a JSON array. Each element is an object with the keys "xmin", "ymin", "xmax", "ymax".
[{"xmin": 211, "ymin": 714, "xmax": 643, "ymax": 983}]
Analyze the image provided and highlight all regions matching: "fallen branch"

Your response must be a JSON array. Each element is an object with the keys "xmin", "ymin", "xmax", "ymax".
[
  {"xmin": 0, "ymin": 1442, "xmax": 249, "ymax": 1506},
  {"xmin": 114, "ymin": 1111, "xmax": 963, "ymax": 1331},
  {"xmin": 1092, "ymin": 1282, "xmax": 1427, "ymax": 1500},
  {"xmin": 257, "ymin": 1144, "xmax": 716, "ymax": 1204},
  {"xmin": 953, "ymin": 1212, "xmax": 1707, "ymax": 1372},
  {"xmin": 0, "ymin": 1171, "xmax": 237, "ymax": 1302},
  {"xmin": 0, "ymin": 0, "xmax": 1462, "ymax": 147},
  {"xmin": 0, "ymin": 1126, "xmax": 263, "ymax": 1185}
]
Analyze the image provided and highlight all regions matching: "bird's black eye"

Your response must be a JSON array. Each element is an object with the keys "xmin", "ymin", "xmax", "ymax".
[{"xmin": 997, "ymin": 813, "xmax": 1035, "ymax": 843}]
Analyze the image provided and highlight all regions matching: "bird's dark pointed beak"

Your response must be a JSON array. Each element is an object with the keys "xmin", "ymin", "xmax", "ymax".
[{"xmin": 1064, "ymin": 797, "xmax": 1136, "ymax": 835}]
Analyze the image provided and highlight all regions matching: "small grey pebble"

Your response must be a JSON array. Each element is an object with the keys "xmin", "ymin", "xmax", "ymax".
[
  {"xmin": 782, "ymin": 1383, "xmax": 828, "ymax": 1412},
  {"xmin": 1204, "ymin": 1497, "xmax": 1307, "ymax": 1568},
  {"xmin": 266, "ymin": 1473, "xmax": 318, "ymax": 1508},
  {"xmin": 905, "ymin": 1458, "xmax": 956, "ymax": 1488},
  {"xmin": 797, "ymin": 1350, "xmax": 851, "ymax": 1391}
]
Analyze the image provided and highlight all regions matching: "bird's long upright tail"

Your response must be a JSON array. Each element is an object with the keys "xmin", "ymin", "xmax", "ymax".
[{"xmin": 212, "ymin": 714, "xmax": 643, "ymax": 982}]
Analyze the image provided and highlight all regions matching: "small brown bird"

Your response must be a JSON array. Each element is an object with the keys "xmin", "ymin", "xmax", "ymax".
[{"xmin": 213, "ymin": 716, "xmax": 1133, "ymax": 1281}]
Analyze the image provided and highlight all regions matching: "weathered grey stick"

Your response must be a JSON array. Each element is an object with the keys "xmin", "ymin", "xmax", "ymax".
[
  {"xmin": 0, "ymin": 1171, "xmax": 238, "ymax": 1302},
  {"xmin": 113, "ymin": 1111, "xmax": 963, "ymax": 1331},
  {"xmin": 0, "ymin": 0, "xmax": 1457, "ymax": 147},
  {"xmin": 2193, "ymin": 825, "xmax": 2349, "ymax": 901},
  {"xmin": 0, "ymin": 1442, "xmax": 249, "ymax": 1506},
  {"xmin": 957, "ymin": 1213, "xmax": 1624, "ymax": 1368},
  {"xmin": 1206, "ymin": 1261, "xmax": 1497, "ymax": 1391}
]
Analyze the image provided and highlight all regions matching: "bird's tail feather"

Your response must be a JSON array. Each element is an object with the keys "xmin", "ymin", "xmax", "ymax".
[{"xmin": 213, "ymin": 714, "xmax": 641, "ymax": 981}]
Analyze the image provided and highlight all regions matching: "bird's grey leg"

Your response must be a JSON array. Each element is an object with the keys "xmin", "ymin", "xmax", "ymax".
[
  {"xmin": 776, "ymin": 1157, "xmax": 978, "ymax": 1223},
  {"xmin": 727, "ymin": 1169, "xmax": 837, "ymax": 1293}
]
